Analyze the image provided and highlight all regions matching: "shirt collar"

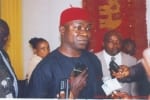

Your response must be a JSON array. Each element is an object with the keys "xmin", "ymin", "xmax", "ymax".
[{"xmin": 103, "ymin": 50, "xmax": 122, "ymax": 68}]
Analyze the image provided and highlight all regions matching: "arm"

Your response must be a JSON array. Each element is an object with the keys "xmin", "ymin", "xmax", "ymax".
[
  {"xmin": 26, "ymin": 63, "xmax": 52, "ymax": 98},
  {"xmin": 128, "ymin": 63, "xmax": 146, "ymax": 81},
  {"xmin": 142, "ymin": 48, "xmax": 150, "ymax": 80},
  {"xmin": 112, "ymin": 63, "xmax": 146, "ymax": 82}
]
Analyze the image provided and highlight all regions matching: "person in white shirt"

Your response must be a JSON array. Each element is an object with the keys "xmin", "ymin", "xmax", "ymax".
[
  {"xmin": 95, "ymin": 30, "xmax": 138, "ymax": 97},
  {"xmin": 26, "ymin": 37, "xmax": 50, "ymax": 82}
]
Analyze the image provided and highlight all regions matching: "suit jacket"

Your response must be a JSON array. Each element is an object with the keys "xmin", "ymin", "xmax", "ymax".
[
  {"xmin": 95, "ymin": 50, "xmax": 137, "ymax": 96},
  {"xmin": 0, "ymin": 49, "xmax": 18, "ymax": 97}
]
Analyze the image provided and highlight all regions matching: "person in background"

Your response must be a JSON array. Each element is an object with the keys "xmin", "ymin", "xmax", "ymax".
[
  {"xmin": 0, "ymin": 19, "xmax": 18, "ymax": 98},
  {"xmin": 26, "ymin": 7, "xmax": 105, "ymax": 98},
  {"xmin": 95, "ymin": 30, "xmax": 138, "ymax": 97},
  {"xmin": 26, "ymin": 37, "xmax": 50, "ymax": 82},
  {"xmin": 122, "ymin": 38, "xmax": 136, "ymax": 57}
]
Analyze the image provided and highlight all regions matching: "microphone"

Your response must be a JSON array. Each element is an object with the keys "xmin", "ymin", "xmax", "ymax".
[
  {"xmin": 58, "ymin": 63, "xmax": 87, "ymax": 98},
  {"xmin": 109, "ymin": 57, "xmax": 120, "ymax": 72},
  {"xmin": 59, "ymin": 78, "xmax": 70, "ymax": 98},
  {"xmin": 73, "ymin": 63, "xmax": 87, "ymax": 77}
]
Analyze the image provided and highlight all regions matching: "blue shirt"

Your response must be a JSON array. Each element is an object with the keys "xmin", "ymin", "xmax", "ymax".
[{"xmin": 27, "ymin": 49, "xmax": 105, "ymax": 98}]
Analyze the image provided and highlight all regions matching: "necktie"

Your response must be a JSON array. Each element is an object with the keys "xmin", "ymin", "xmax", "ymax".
[
  {"xmin": 0, "ymin": 51, "xmax": 18, "ymax": 97},
  {"xmin": 109, "ymin": 56, "xmax": 119, "ymax": 72}
]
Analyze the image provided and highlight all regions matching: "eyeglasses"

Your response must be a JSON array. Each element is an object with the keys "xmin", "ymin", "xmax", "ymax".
[{"xmin": 66, "ymin": 23, "xmax": 92, "ymax": 32}]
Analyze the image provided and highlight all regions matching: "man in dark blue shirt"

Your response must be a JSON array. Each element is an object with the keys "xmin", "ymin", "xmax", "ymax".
[{"xmin": 27, "ymin": 7, "xmax": 105, "ymax": 98}]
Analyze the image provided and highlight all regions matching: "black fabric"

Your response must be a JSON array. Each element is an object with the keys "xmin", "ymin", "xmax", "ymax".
[
  {"xmin": 18, "ymin": 79, "xmax": 28, "ymax": 98},
  {"xmin": 0, "ymin": 50, "xmax": 15, "ymax": 97},
  {"xmin": 137, "ymin": 77, "xmax": 150, "ymax": 97}
]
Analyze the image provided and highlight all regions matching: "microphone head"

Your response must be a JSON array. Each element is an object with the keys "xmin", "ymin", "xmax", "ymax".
[
  {"xmin": 109, "ymin": 60, "xmax": 119, "ymax": 72},
  {"xmin": 73, "ymin": 63, "xmax": 86, "ymax": 77}
]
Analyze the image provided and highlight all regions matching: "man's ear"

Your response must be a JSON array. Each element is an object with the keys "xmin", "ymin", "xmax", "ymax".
[{"xmin": 59, "ymin": 26, "xmax": 65, "ymax": 35}]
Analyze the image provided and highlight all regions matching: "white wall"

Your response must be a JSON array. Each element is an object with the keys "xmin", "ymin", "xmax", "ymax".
[{"xmin": 22, "ymin": 0, "xmax": 82, "ymax": 77}]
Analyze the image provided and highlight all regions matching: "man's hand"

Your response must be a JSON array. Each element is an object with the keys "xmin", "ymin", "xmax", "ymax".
[
  {"xmin": 112, "ymin": 65, "xmax": 130, "ymax": 79},
  {"xmin": 69, "ymin": 68, "xmax": 88, "ymax": 98},
  {"xmin": 111, "ymin": 91, "xmax": 131, "ymax": 99}
]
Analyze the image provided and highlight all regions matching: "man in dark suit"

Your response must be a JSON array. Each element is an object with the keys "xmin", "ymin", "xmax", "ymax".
[{"xmin": 0, "ymin": 19, "xmax": 18, "ymax": 98}]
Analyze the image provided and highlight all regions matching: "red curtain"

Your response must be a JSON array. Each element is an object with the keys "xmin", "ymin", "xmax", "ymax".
[{"xmin": 83, "ymin": 0, "xmax": 147, "ymax": 59}]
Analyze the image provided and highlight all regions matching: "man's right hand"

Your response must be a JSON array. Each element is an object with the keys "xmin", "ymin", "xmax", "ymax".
[
  {"xmin": 112, "ymin": 65, "xmax": 130, "ymax": 79},
  {"xmin": 69, "ymin": 68, "xmax": 88, "ymax": 98}
]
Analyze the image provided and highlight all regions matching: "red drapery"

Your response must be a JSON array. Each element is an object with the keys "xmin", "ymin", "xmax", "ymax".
[{"xmin": 83, "ymin": 0, "xmax": 147, "ymax": 59}]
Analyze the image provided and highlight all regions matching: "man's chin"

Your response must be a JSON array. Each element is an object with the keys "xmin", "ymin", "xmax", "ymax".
[
  {"xmin": 111, "ymin": 51, "xmax": 120, "ymax": 56},
  {"xmin": 78, "ymin": 46, "xmax": 87, "ymax": 51}
]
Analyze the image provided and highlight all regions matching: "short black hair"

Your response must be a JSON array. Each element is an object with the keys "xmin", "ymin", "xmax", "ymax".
[
  {"xmin": 29, "ymin": 37, "xmax": 48, "ymax": 49},
  {"xmin": 122, "ymin": 38, "xmax": 136, "ymax": 47},
  {"xmin": 103, "ymin": 30, "xmax": 122, "ymax": 42}
]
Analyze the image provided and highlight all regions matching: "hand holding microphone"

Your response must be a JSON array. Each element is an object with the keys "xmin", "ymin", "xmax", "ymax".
[
  {"xmin": 58, "ymin": 63, "xmax": 88, "ymax": 99},
  {"xmin": 109, "ymin": 59, "xmax": 120, "ymax": 73},
  {"xmin": 69, "ymin": 63, "xmax": 88, "ymax": 98},
  {"xmin": 111, "ymin": 65, "xmax": 130, "ymax": 79}
]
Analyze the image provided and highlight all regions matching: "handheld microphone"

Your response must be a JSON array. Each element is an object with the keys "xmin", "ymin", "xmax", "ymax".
[
  {"xmin": 59, "ymin": 79, "xmax": 70, "ymax": 98},
  {"xmin": 73, "ymin": 63, "xmax": 87, "ymax": 77},
  {"xmin": 109, "ymin": 60, "xmax": 120, "ymax": 72}
]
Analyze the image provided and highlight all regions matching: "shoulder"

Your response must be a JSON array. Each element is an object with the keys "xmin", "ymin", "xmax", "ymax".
[
  {"xmin": 121, "ymin": 52, "xmax": 137, "ymax": 61},
  {"xmin": 30, "ymin": 55, "xmax": 42, "ymax": 62},
  {"xmin": 95, "ymin": 50, "xmax": 103, "ymax": 56},
  {"xmin": 42, "ymin": 49, "xmax": 59, "ymax": 61},
  {"xmin": 83, "ymin": 50, "xmax": 99, "ymax": 59},
  {"xmin": 83, "ymin": 50, "xmax": 102, "ymax": 65},
  {"xmin": 34, "ymin": 49, "xmax": 59, "ymax": 70},
  {"xmin": 81, "ymin": 50, "xmax": 101, "ymax": 64},
  {"xmin": 121, "ymin": 52, "xmax": 137, "ymax": 66},
  {"xmin": 95, "ymin": 50, "xmax": 104, "ymax": 60}
]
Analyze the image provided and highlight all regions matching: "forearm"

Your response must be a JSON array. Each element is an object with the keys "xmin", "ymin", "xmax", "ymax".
[{"xmin": 129, "ymin": 62, "xmax": 146, "ymax": 81}]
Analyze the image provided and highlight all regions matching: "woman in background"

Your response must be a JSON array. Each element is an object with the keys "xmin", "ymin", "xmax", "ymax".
[{"xmin": 26, "ymin": 37, "xmax": 50, "ymax": 82}]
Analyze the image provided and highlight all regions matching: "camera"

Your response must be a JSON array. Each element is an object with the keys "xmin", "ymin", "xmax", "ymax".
[
  {"xmin": 73, "ymin": 63, "xmax": 87, "ymax": 77},
  {"xmin": 109, "ymin": 60, "xmax": 120, "ymax": 72}
]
